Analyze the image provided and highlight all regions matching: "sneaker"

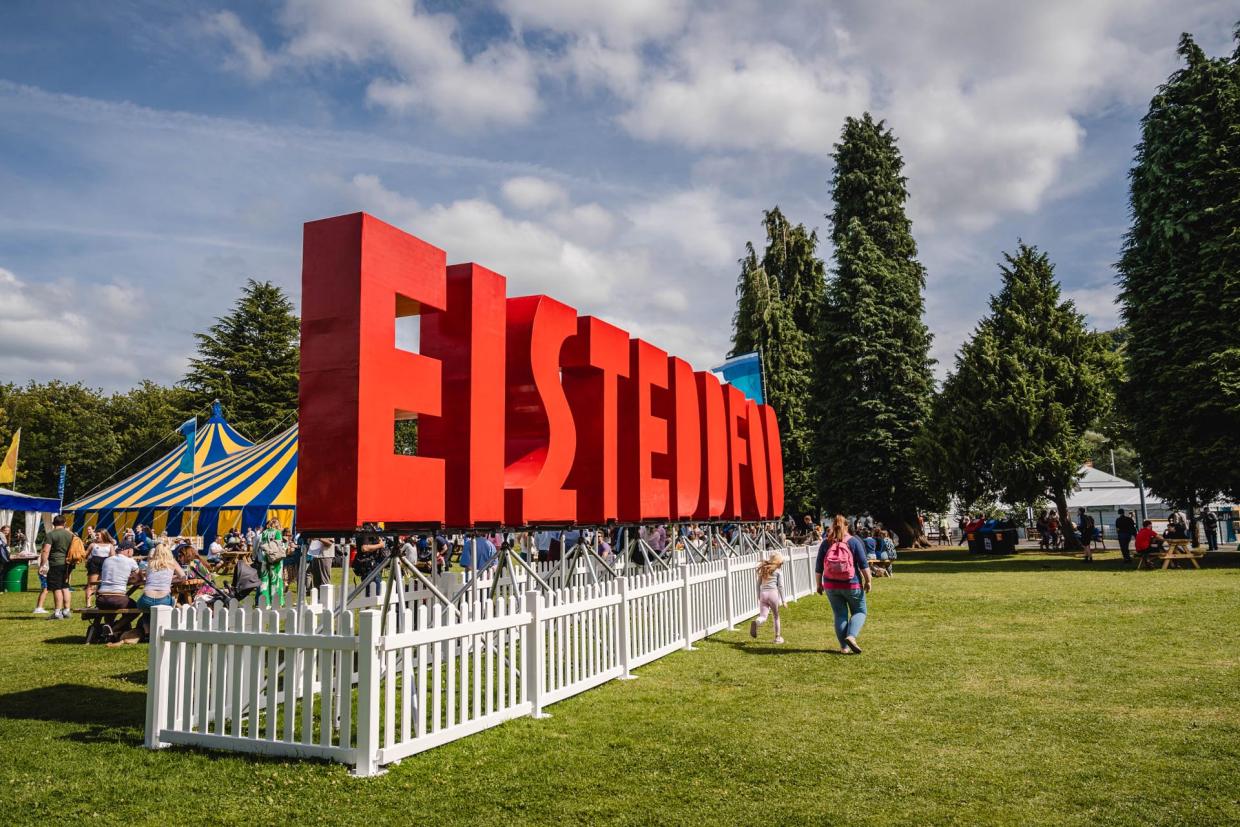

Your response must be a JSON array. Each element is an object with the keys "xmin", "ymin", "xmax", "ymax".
[
  {"xmin": 32, "ymin": 607, "xmax": 48, "ymax": 614},
  {"xmin": 774, "ymin": 636, "xmax": 785, "ymax": 644},
  {"xmin": 749, "ymin": 619, "xmax": 758, "ymax": 639},
  {"xmin": 49, "ymin": 610, "xmax": 63, "ymax": 620}
]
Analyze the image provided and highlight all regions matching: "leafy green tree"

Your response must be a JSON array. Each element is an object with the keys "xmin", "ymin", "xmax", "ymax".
[
  {"xmin": 181, "ymin": 279, "xmax": 300, "ymax": 440},
  {"xmin": 1118, "ymin": 31, "xmax": 1240, "ymax": 518},
  {"xmin": 0, "ymin": 381, "xmax": 120, "ymax": 502},
  {"xmin": 731, "ymin": 209, "xmax": 820, "ymax": 515},
  {"xmin": 108, "ymin": 381, "xmax": 192, "ymax": 474},
  {"xmin": 816, "ymin": 114, "xmax": 935, "ymax": 545},
  {"xmin": 928, "ymin": 243, "xmax": 1112, "ymax": 548}
]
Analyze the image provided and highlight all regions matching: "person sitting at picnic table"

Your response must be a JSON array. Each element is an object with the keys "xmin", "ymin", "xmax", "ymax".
[
  {"xmin": 1135, "ymin": 520, "xmax": 1164, "ymax": 563},
  {"xmin": 205, "ymin": 536, "xmax": 224, "ymax": 565},
  {"xmin": 97, "ymin": 543, "xmax": 141, "ymax": 639},
  {"xmin": 138, "ymin": 542, "xmax": 185, "ymax": 635},
  {"xmin": 1163, "ymin": 520, "xmax": 1188, "ymax": 540},
  {"xmin": 178, "ymin": 546, "xmax": 219, "ymax": 604}
]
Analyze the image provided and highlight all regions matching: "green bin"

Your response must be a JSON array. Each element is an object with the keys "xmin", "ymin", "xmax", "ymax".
[{"xmin": 2, "ymin": 560, "xmax": 29, "ymax": 592}]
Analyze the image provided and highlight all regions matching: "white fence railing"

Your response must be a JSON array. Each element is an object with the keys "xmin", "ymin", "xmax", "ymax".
[{"xmin": 145, "ymin": 544, "xmax": 819, "ymax": 775}]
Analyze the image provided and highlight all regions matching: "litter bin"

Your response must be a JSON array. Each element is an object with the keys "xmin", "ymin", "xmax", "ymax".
[
  {"xmin": 2, "ymin": 560, "xmax": 29, "ymax": 592},
  {"xmin": 967, "ymin": 529, "xmax": 1018, "ymax": 554}
]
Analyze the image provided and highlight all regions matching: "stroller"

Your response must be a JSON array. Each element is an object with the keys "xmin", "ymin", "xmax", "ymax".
[{"xmin": 197, "ymin": 558, "xmax": 261, "ymax": 609}]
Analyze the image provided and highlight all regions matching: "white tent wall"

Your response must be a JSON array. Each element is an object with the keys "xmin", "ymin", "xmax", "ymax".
[{"xmin": 24, "ymin": 511, "xmax": 40, "ymax": 553}]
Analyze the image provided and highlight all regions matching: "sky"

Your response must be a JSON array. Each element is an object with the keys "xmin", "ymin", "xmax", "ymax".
[{"xmin": 0, "ymin": 0, "xmax": 1235, "ymax": 391}]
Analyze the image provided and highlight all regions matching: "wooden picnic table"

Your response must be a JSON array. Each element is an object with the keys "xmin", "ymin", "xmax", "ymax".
[
  {"xmin": 212, "ymin": 550, "xmax": 249, "ymax": 575},
  {"xmin": 172, "ymin": 578, "xmax": 204, "ymax": 604},
  {"xmin": 1158, "ymin": 538, "xmax": 1202, "ymax": 569},
  {"xmin": 1136, "ymin": 538, "xmax": 1203, "ymax": 570}
]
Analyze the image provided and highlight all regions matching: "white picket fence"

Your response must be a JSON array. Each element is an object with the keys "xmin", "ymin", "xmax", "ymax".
[{"xmin": 144, "ymin": 544, "xmax": 818, "ymax": 775}]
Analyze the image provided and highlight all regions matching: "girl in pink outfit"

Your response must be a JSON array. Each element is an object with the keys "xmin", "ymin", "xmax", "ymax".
[{"xmin": 749, "ymin": 551, "xmax": 786, "ymax": 644}]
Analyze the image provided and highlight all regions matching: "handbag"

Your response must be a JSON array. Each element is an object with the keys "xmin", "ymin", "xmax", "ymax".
[{"xmin": 261, "ymin": 537, "xmax": 287, "ymax": 564}]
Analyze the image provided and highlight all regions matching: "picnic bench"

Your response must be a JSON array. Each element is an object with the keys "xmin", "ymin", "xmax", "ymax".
[
  {"xmin": 211, "ymin": 550, "xmax": 248, "ymax": 575},
  {"xmin": 1136, "ymin": 538, "xmax": 1204, "ymax": 570},
  {"xmin": 869, "ymin": 558, "xmax": 894, "ymax": 576},
  {"xmin": 76, "ymin": 607, "xmax": 144, "ymax": 644}
]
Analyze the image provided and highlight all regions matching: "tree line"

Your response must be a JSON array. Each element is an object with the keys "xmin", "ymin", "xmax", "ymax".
[{"xmin": 733, "ymin": 29, "xmax": 1239, "ymax": 546}]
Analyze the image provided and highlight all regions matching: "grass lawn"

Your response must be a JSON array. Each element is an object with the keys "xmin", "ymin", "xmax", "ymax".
[{"xmin": 1, "ymin": 549, "xmax": 1238, "ymax": 826}]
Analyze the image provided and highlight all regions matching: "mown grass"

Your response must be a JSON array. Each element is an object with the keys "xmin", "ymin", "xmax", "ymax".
[{"xmin": 1, "ymin": 549, "xmax": 1238, "ymax": 826}]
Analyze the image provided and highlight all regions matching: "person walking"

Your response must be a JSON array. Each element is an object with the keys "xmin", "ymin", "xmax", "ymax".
[
  {"xmin": 256, "ymin": 518, "xmax": 287, "ymax": 608},
  {"xmin": 816, "ymin": 514, "xmax": 871, "ymax": 655},
  {"xmin": 749, "ymin": 551, "xmax": 786, "ymax": 644},
  {"xmin": 1201, "ymin": 508, "xmax": 1219, "ymax": 552},
  {"xmin": 1114, "ymin": 509, "xmax": 1136, "ymax": 563},
  {"xmin": 39, "ymin": 515, "xmax": 77, "ymax": 620}
]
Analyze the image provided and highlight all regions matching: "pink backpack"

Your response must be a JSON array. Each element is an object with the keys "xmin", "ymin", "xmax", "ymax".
[{"xmin": 822, "ymin": 539, "xmax": 855, "ymax": 584}]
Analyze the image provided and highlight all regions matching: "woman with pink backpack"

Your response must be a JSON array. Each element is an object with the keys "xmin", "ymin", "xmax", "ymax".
[{"xmin": 815, "ymin": 514, "xmax": 872, "ymax": 654}]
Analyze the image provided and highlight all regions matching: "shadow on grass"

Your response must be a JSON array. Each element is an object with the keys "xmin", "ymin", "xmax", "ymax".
[
  {"xmin": 0, "ymin": 683, "xmax": 145, "ymax": 746},
  {"xmin": 113, "ymin": 669, "xmax": 148, "ymax": 685},
  {"xmin": 718, "ymin": 640, "xmax": 831, "ymax": 656},
  {"xmin": 44, "ymin": 634, "xmax": 87, "ymax": 645},
  {"xmin": 896, "ymin": 549, "xmax": 1240, "ymax": 575}
]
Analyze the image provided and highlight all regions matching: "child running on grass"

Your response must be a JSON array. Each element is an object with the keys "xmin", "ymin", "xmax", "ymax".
[{"xmin": 750, "ymin": 551, "xmax": 786, "ymax": 644}]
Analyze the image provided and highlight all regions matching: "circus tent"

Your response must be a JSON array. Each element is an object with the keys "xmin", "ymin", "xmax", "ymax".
[{"xmin": 63, "ymin": 402, "xmax": 298, "ymax": 541}]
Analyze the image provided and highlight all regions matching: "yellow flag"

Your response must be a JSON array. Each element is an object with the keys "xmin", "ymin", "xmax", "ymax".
[{"xmin": 0, "ymin": 429, "xmax": 18, "ymax": 485}]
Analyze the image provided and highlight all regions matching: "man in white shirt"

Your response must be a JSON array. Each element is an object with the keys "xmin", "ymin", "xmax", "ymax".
[
  {"xmin": 97, "ymin": 544, "xmax": 140, "ymax": 635},
  {"xmin": 207, "ymin": 537, "xmax": 225, "ymax": 565}
]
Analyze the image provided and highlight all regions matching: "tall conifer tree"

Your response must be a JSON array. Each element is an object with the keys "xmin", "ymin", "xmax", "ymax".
[
  {"xmin": 181, "ymin": 279, "xmax": 300, "ymax": 439},
  {"xmin": 1119, "ymin": 31, "xmax": 1240, "ymax": 512},
  {"xmin": 731, "ymin": 209, "xmax": 821, "ymax": 515},
  {"xmin": 928, "ymin": 244, "xmax": 1111, "ymax": 547},
  {"xmin": 816, "ymin": 115, "xmax": 934, "ymax": 544}
]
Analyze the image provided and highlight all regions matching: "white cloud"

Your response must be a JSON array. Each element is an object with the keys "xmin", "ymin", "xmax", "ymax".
[
  {"xmin": 202, "ymin": 10, "xmax": 275, "ymax": 79},
  {"xmin": 204, "ymin": 0, "xmax": 541, "ymax": 128},
  {"xmin": 501, "ymin": 176, "xmax": 569, "ymax": 211},
  {"xmin": 0, "ymin": 268, "xmax": 148, "ymax": 384},
  {"xmin": 1065, "ymin": 285, "xmax": 1123, "ymax": 331}
]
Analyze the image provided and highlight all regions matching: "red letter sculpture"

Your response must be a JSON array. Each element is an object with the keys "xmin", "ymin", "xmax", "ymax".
[
  {"xmin": 693, "ymin": 371, "xmax": 727, "ymax": 519},
  {"xmin": 722, "ymin": 384, "xmax": 748, "ymax": 520},
  {"xmin": 298, "ymin": 212, "xmax": 446, "ymax": 528},
  {"xmin": 419, "ymin": 263, "xmax": 507, "ymax": 526},
  {"xmin": 744, "ymin": 399, "xmax": 770, "ymax": 519},
  {"xmin": 504, "ymin": 295, "xmax": 577, "ymax": 525},
  {"xmin": 761, "ymin": 404, "xmax": 784, "ymax": 517},
  {"xmin": 618, "ymin": 339, "xmax": 671, "ymax": 521},
  {"xmin": 563, "ymin": 316, "xmax": 630, "ymax": 524},
  {"xmin": 667, "ymin": 357, "xmax": 701, "ymax": 519}
]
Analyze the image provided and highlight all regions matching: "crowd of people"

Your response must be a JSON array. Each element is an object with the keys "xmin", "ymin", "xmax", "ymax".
[{"xmin": 24, "ymin": 516, "xmax": 294, "ymax": 643}]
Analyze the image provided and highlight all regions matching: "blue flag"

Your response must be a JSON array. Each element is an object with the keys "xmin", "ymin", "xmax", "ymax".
[
  {"xmin": 710, "ymin": 352, "xmax": 764, "ymax": 404},
  {"xmin": 178, "ymin": 418, "xmax": 197, "ymax": 474}
]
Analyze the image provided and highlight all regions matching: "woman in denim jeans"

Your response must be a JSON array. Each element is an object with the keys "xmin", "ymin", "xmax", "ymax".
[
  {"xmin": 816, "ymin": 515, "xmax": 872, "ymax": 654},
  {"xmin": 138, "ymin": 542, "xmax": 184, "ymax": 634}
]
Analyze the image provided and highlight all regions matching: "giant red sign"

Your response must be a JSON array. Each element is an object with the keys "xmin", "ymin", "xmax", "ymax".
[{"xmin": 298, "ymin": 212, "xmax": 784, "ymax": 529}]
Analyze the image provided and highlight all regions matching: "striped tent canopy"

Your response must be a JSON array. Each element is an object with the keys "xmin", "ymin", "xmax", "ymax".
[{"xmin": 63, "ymin": 402, "xmax": 296, "ymax": 540}]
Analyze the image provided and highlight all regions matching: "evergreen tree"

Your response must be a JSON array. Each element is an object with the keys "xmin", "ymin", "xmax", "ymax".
[
  {"xmin": 816, "ymin": 115, "xmax": 934, "ymax": 545},
  {"xmin": 730, "ymin": 210, "xmax": 821, "ymax": 515},
  {"xmin": 929, "ymin": 243, "xmax": 1112, "ymax": 547},
  {"xmin": 181, "ymin": 279, "xmax": 300, "ymax": 439},
  {"xmin": 1118, "ymin": 31, "xmax": 1240, "ymax": 514}
]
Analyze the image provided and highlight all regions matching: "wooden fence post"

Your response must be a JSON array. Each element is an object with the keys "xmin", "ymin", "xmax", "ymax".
[
  {"xmin": 526, "ymin": 589, "xmax": 551, "ymax": 718},
  {"xmin": 680, "ymin": 563, "xmax": 697, "ymax": 651},
  {"xmin": 617, "ymin": 576, "xmax": 637, "ymax": 679},
  {"xmin": 723, "ymin": 556, "xmax": 735, "ymax": 629},
  {"xmin": 144, "ymin": 605, "xmax": 173, "ymax": 749},
  {"xmin": 352, "ymin": 609, "xmax": 382, "ymax": 776}
]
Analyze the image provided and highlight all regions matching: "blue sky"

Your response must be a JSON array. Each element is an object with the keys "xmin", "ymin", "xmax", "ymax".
[{"xmin": 0, "ymin": 0, "xmax": 1235, "ymax": 389}]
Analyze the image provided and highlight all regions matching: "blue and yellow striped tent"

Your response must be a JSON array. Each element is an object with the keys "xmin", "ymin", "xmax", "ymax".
[{"xmin": 64, "ymin": 403, "xmax": 298, "ymax": 540}]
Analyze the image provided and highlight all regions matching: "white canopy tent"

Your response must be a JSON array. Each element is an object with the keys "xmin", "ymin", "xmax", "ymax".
[{"xmin": 0, "ymin": 487, "xmax": 62, "ymax": 554}]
